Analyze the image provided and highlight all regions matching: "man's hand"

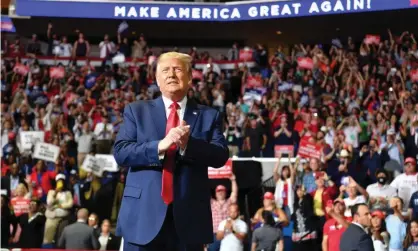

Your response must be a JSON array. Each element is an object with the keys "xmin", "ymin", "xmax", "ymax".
[
  {"xmin": 224, "ymin": 220, "xmax": 233, "ymax": 232},
  {"xmin": 158, "ymin": 121, "xmax": 190, "ymax": 154}
]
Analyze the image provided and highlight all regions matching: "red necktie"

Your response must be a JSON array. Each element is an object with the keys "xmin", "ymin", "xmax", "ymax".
[{"xmin": 161, "ymin": 102, "xmax": 180, "ymax": 204}]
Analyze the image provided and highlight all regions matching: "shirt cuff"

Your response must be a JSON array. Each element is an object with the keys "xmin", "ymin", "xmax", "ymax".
[
  {"xmin": 179, "ymin": 146, "xmax": 187, "ymax": 156},
  {"xmin": 158, "ymin": 153, "xmax": 164, "ymax": 160}
]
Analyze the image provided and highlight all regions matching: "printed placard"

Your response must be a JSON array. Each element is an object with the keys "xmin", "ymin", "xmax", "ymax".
[
  {"xmin": 208, "ymin": 158, "xmax": 232, "ymax": 179},
  {"xmin": 13, "ymin": 63, "xmax": 29, "ymax": 76},
  {"xmin": 297, "ymin": 57, "xmax": 314, "ymax": 69},
  {"xmin": 297, "ymin": 140, "xmax": 321, "ymax": 159},
  {"xmin": 20, "ymin": 131, "xmax": 45, "ymax": 150},
  {"xmin": 274, "ymin": 145, "xmax": 294, "ymax": 157},
  {"xmin": 364, "ymin": 35, "xmax": 381, "ymax": 45},
  {"xmin": 192, "ymin": 69, "xmax": 203, "ymax": 80},
  {"xmin": 247, "ymin": 76, "xmax": 263, "ymax": 88},
  {"xmin": 81, "ymin": 154, "xmax": 103, "ymax": 177},
  {"xmin": 33, "ymin": 142, "xmax": 60, "ymax": 162},
  {"xmin": 95, "ymin": 154, "xmax": 119, "ymax": 172},
  {"xmin": 239, "ymin": 49, "xmax": 253, "ymax": 61},
  {"xmin": 49, "ymin": 67, "xmax": 65, "ymax": 79}
]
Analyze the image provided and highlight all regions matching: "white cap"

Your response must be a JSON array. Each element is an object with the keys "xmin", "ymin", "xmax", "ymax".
[
  {"xmin": 340, "ymin": 149, "xmax": 349, "ymax": 158},
  {"xmin": 55, "ymin": 173, "xmax": 66, "ymax": 181}
]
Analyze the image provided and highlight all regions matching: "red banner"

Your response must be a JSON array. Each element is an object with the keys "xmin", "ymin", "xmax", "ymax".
[
  {"xmin": 364, "ymin": 35, "xmax": 381, "ymax": 45},
  {"xmin": 49, "ymin": 67, "xmax": 65, "ymax": 79},
  {"xmin": 297, "ymin": 57, "xmax": 314, "ymax": 70},
  {"xmin": 298, "ymin": 140, "xmax": 321, "ymax": 159},
  {"xmin": 208, "ymin": 158, "xmax": 232, "ymax": 179},
  {"xmin": 13, "ymin": 63, "xmax": 29, "ymax": 76},
  {"xmin": 11, "ymin": 197, "xmax": 30, "ymax": 217},
  {"xmin": 192, "ymin": 69, "xmax": 203, "ymax": 80},
  {"xmin": 274, "ymin": 145, "xmax": 294, "ymax": 157},
  {"xmin": 247, "ymin": 76, "xmax": 263, "ymax": 88},
  {"xmin": 239, "ymin": 49, "xmax": 253, "ymax": 61},
  {"xmin": 410, "ymin": 69, "xmax": 418, "ymax": 82}
]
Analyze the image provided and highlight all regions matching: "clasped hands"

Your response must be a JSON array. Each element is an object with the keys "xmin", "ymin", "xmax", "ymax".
[{"xmin": 158, "ymin": 120, "xmax": 190, "ymax": 154}]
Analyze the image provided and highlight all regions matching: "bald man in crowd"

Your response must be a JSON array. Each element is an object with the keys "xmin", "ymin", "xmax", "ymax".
[{"xmin": 58, "ymin": 208, "xmax": 100, "ymax": 250}]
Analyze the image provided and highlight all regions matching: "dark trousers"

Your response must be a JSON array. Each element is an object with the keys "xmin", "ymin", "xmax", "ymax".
[{"xmin": 123, "ymin": 205, "xmax": 204, "ymax": 251}]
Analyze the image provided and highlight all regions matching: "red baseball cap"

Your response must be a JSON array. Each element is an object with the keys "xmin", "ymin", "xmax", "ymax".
[
  {"xmin": 263, "ymin": 192, "xmax": 274, "ymax": 200},
  {"xmin": 371, "ymin": 210, "xmax": 386, "ymax": 220},
  {"xmin": 405, "ymin": 157, "xmax": 417, "ymax": 166},
  {"xmin": 215, "ymin": 185, "xmax": 226, "ymax": 192},
  {"xmin": 333, "ymin": 198, "xmax": 345, "ymax": 206},
  {"xmin": 8, "ymin": 132, "xmax": 16, "ymax": 140}
]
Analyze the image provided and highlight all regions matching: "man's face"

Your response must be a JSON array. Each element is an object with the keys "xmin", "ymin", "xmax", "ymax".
[
  {"xmin": 215, "ymin": 189, "xmax": 226, "ymax": 200},
  {"xmin": 29, "ymin": 201, "xmax": 38, "ymax": 213},
  {"xmin": 228, "ymin": 205, "xmax": 239, "ymax": 220},
  {"xmin": 10, "ymin": 164, "xmax": 18, "ymax": 176},
  {"xmin": 88, "ymin": 215, "xmax": 98, "ymax": 227},
  {"xmin": 334, "ymin": 202, "xmax": 345, "ymax": 215},
  {"xmin": 156, "ymin": 58, "xmax": 191, "ymax": 100},
  {"xmin": 355, "ymin": 205, "xmax": 372, "ymax": 227},
  {"xmin": 310, "ymin": 158, "xmax": 319, "ymax": 171}
]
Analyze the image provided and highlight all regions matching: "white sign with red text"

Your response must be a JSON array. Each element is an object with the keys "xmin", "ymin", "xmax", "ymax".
[{"xmin": 208, "ymin": 158, "xmax": 232, "ymax": 179}]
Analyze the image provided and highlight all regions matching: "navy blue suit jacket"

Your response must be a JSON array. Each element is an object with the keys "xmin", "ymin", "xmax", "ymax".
[
  {"xmin": 339, "ymin": 223, "xmax": 374, "ymax": 251},
  {"xmin": 113, "ymin": 96, "xmax": 229, "ymax": 246}
]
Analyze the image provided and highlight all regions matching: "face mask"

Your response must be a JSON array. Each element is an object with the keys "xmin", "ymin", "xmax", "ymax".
[
  {"xmin": 407, "ymin": 65, "xmax": 411, "ymax": 71},
  {"xmin": 309, "ymin": 79, "xmax": 314, "ymax": 86},
  {"xmin": 43, "ymin": 86, "xmax": 48, "ymax": 92},
  {"xmin": 377, "ymin": 177, "xmax": 387, "ymax": 185}
]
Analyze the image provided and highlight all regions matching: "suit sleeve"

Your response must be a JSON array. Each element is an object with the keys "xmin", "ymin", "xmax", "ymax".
[
  {"xmin": 113, "ymin": 104, "xmax": 161, "ymax": 167},
  {"xmin": 182, "ymin": 110, "xmax": 229, "ymax": 168},
  {"xmin": 91, "ymin": 229, "xmax": 100, "ymax": 250},
  {"xmin": 57, "ymin": 228, "xmax": 66, "ymax": 248},
  {"xmin": 357, "ymin": 233, "xmax": 374, "ymax": 251}
]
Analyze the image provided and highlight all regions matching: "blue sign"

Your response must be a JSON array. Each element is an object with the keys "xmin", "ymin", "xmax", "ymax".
[
  {"xmin": 16, "ymin": 0, "xmax": 418, "ymax": 21},
  {"xmin": 1, "ymin": 16, "xmax": 16, "ymax": 32}
]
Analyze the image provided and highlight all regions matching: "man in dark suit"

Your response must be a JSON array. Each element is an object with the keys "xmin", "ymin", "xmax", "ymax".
[
  {"xmin": 113, "ymin": 52, "xmax": 229, "ymax": 251},
  {"xmin": 58, "ymin": 208, "xmax": 100, "ymax": 250},
  {"xmin": 340, "ymin": 203, "xmax": 374, "ymax": 251},
  {"xmin": 1, "ymin": 163, "xmax": 26, "ymax": 197},
  {"xmin": 98, "ymin": 219, "xmax": 121, "ymax": 250}
]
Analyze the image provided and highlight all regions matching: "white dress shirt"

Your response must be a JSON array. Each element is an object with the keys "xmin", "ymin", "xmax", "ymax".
[
  {"xmin": 159, "ymin": 95, "xmax": 188, "ymax": 159},
  {"xmin": 94, "ymin": 123, "xmax": 114, "ymax": 140}
]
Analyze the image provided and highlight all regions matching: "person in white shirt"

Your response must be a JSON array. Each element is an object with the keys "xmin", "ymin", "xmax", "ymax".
[
  {"xmin": 217, "ymin": 203, "xmax": 248, "ymax": 251},
  {"xmin": 341, "ymin": 177, "xmax": 369, "ymax": 217},
  {"xmin": 99, "ymin": 34, "xmax": 115, "ymax": 59},
  {"xmin": 367, "ymin": 169, "xmax": 397, "ymax": 212},
  {"xmin": 390, "ymin": 160, "xmax": 418, "ymax": 213},
  {"xmin": 94, "ymin": 116, "xmax": 114, "ymax": 154},
  {"xmin": 337, "ymin": 115, "xmax": 362, "ymax": 148},
  {"xmin": 59, "ymin": 36, "xmax": 72, "ymax": 57}
]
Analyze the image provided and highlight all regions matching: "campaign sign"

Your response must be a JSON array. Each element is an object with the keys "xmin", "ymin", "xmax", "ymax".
[
  {"xmin": 1, "ymin": 16, "xmax": 16, "ymax": 32},
  {"xmin": 364, "ymin": 34, "xmax": 381, "ymax": 45},
  {"xmin": 239, "ymin": 49, "xmax": 253, "ymax": 61},
  {"xmin": 13, "ymin": 63, "xmax": 29, "ymax": 76},
  {"xmin": 95, "ymin": 154, "xmax": 119, "ymax": 172},
  {"xmin": 20, "ymin": 131, "xmax": 45, "ymax": 150},
  {"xmin": 208, "ymin": 158, "xmax": 232, "ymax": 179},
  {"xmin": 410, "ymin": 69, "xmax": 418, "ymax": 82},
  {"xmin": 49, "ymin": 67, "xmax": 65, "ymax": 79},
  {"xmin": 274, "ymin": 145, "xmax": 294, "ymax": 157},
  {"xmin": 247, "ymin": 76, "xmax": 263, "ymax": 88},
  {"xmin": 33, "ymin": 142, "xmax": 60, "ymax": 162},
  {"xmin": 81, "ymin": 154, "xmax": 103, "ymax": 177},
  {"xmin": 15, "ymin": 0, "xmax": 417, "ymax": 21},
  {"xmin": 192, "ymin": 69, "xmax": 203, "ymax": 80},
  {"xmin": 298, "ymin": 140, "xmax": 321, "ymax": 159},
  {"xmin": 297, "ymin": 57, "xmax": 314, "ymax": 69}
]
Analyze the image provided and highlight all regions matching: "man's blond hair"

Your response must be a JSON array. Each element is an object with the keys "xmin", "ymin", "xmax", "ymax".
[{"xmin": 157, "ymin": 52, "xmax": 192, "ymax": 76}]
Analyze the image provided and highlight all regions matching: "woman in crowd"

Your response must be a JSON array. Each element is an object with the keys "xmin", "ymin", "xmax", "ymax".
[
  {"xmin": 291, "ymin": 185, "xmax": 317, "ymax": 251},
  {"xmin": 370, "ymin": 210, "xmax": 389, "ymax": 251},
  {"xmin": 403, "ymin": 219, "xmax": 418, "ymax": 251},
  {"xmin": 273, "ymin": 155, "xmax": 298, "ymax": 216},
  {"xmin": 30, "ymin": 159, "xmax": 56, "ymax": 201},
  {"xmin": 10, "ymin": 183, "xmax": 31, "ymax": 218},
  {"xmin": 43, "ymin": 174, "xmax": 73, "ymax": 248},
  {"xmin": 252, "ymin": 192, "xmax": 289, "ymax": 230}
]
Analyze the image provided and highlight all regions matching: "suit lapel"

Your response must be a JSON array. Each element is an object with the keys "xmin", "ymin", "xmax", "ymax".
[
  {"xmin": 150, "ymin": 96, "xmax": 167, "ymax": 139},
  {"xmin": 184, "ymin": 98, "xmax": 199, "ymax": 134}
]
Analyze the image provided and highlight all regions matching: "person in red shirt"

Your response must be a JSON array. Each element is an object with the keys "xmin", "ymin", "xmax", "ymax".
[{"xmin": 322, "ymin": 199, "xmax": 351, "ymax": 251}]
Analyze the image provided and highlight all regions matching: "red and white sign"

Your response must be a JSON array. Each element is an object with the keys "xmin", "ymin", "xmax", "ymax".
[
  {"xmin": 13, "ymin": 63, "xmax": 29, "ymax": 76},
  {"xmin": 10, "ymin": 197, "xmax": 30, "ymax": 217},
  {"xmin": 247, "ymin": 76, "xmax": 263, "ymax": 88},
  {"xmin": 364, "ymin": 35, "xmax": 381, "ymax": 45},
  {"xmin": 298, "ymin": 140, "xmax": 321, "ymax": 159},
  {"xmin": 410, "ymin": 69, "xmax": 418, "ymax": 82},
  {"xmin": 274, "ymin": 145, "xmax": 294, "ymax": 157},
  {"xmin": 192, "ymin": 69, "xmax": 203, "ymax": 80},
  {"xmin": 297, "ymin": 57, "xmax": 314, "ymax": 70},
  {"xmin": 49, "ymin": 67, "xmax": 65, "ymax": 79},
  {"xmin": 208, "ymin": 158, "xmax": 232, "ymax": 179},
  {"xmin": 239, "ymin": 49, "xmax": 253, "ymax": 61}
]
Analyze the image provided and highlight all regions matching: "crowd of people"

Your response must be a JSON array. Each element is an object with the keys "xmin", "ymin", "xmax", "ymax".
[{"xmin": 1, "ymin": 21, "xmax": 418, "ymax": 251}]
